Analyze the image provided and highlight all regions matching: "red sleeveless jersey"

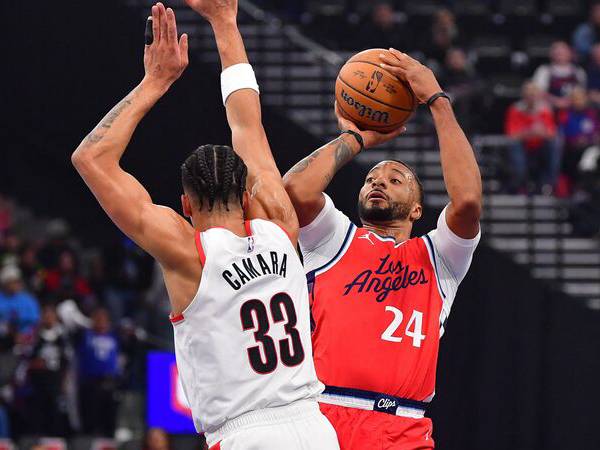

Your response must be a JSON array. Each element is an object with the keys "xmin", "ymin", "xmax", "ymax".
[{"xmin": 309, "ymin": 226, "xmax": 444, "ymax": 402}]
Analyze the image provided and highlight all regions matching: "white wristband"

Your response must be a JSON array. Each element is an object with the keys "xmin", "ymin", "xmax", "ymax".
[{"xmin": 220, "ymin": 63, "xmax": 260, "ymax": 105}]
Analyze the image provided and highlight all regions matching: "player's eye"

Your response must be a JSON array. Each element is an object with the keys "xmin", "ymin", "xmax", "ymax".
[
  {"xmin": 366, "ymin": 177, "xmax": 373, "ymax": 183},
  {"xmin": 391, "ymin": 178, "xmax": 400, "ymax": 184}
]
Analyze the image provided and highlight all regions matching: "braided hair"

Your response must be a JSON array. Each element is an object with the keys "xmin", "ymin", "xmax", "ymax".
[{"xmin": 181, "ymin": 145, "xmax": 248, "ymax": 212}]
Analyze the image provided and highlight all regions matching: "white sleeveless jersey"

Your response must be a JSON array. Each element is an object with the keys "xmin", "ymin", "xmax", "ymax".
[{"xmin": 171, "ymin": 219, "xmax": 324, "ymax": 433}]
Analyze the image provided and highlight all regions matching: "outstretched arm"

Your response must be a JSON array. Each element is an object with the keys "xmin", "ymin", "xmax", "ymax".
[
  {"xmin": 380, "ymin": 49, "xmax": 482, "ymax": 238},
  {"xmin": 72, "ymin": 3, "xmax": 191, "ymax": 267},
  {"xmin": 185, "ymin": 0, "xmax": 300, "ymax": 243}
]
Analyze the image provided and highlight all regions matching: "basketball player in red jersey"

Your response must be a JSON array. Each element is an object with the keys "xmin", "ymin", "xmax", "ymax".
[
  {"xmin": 283, "ymin": 49, "xmax": 482, "ymax": 449},
  {"xmin": 72, "ymin": 2, "xmax": 339, "ymax": 448}
]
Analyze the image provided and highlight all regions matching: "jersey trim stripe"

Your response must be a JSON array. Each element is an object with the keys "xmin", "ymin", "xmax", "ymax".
[
  {"xmin": 244, "ymin": 220, "xmax": 253, "ymax": 237},
  {"xmin": 170, "ymin": 314, "xmax": 185, "ymax": 324},
  {"xmin": 306, "ymin": 222, "xmax": 356, "ymax": 283},
  {"xmin": 369, "ymin": 231, "xmax": 407, "ymax": 247},
  {"xmin": 322, "ymin": 385, "xmax": 430, "ymax": 409},
  {"xmin": 195, "ymin": 231, "xmax": 206, "ymax": 267},
  {"xmin": 423, "ymin": 234, "xmax": 446, "ymax": 300}
]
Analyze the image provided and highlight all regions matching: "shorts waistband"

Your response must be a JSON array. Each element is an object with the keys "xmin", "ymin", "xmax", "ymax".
[
  {"xmin": 205, "ymin": 399, "xmax": 319, "ymax": 447},
  {"xmin": 319, "ymin": 385, "xmax": 428, "ymax": 419}
]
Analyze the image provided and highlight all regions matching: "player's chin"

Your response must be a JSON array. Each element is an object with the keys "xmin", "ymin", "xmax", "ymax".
[{"xmin": 366, "ymin": 198, "xmax": 388, "ymax": 208}]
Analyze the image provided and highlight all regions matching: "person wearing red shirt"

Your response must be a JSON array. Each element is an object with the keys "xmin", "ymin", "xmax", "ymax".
[
  {"xmin": 43, "ymin": 250, "xmax": 92, "ymax": 303},
  {"xmin": 505, "ymin": 81, "xmax": 561, "ymax": 195},
  {"xmin": 284, "ymin": 49, "xmax": 482, "ymax": 449}
]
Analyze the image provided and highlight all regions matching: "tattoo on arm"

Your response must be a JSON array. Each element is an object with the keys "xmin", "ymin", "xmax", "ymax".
[
  {"xmin": 333, "ymin": 138, "xmax": 353, "ymax": 170},
  {"xmin": 84, "ymin": 94, "xmax": 135, "ymax": 145},
  {"xmin": 287, "ymin": 137, "xmax": 355, "ymax": 186},
  {"xmin": 288, "ymin": 148, "xmax": 323, "ymax": 175}
]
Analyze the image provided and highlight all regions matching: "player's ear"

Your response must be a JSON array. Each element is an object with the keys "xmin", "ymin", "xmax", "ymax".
[
  {"xmin": 410, "ymin": 202, "xmax": 422, "ymax": 222},
  {"xmin": 181, "ymin": 194, "xmax": 192, "ymax": 218}
]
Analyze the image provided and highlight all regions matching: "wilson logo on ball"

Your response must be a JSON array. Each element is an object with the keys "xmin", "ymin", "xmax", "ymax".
[{"xmin": 340, "ymin": 89, "xmax": 390, "ymax": 124}]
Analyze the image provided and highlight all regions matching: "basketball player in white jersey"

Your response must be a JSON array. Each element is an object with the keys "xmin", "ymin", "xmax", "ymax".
[{"xmin": 72, "ymin": 2, "xmax": 339, "ymax": 449}]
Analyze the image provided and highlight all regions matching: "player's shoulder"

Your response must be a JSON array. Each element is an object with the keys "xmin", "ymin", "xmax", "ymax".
[{"xmin": 249, "ymin": 218, "xmax": 289, "ymax": 236}]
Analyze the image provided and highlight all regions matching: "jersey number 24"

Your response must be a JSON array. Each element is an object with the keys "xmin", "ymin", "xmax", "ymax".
[{"xmin": 240, "ymin": 293, "xmax": 305, "ymax": 374}]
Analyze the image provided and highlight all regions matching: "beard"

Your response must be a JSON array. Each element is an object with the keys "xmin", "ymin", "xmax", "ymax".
[{"xmin": 358, "ymin": 198, "xmax": 412, "ymax": 222}]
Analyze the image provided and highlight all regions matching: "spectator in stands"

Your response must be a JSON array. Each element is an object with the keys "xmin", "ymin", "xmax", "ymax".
[
  {"xmin": 357, "ymin": 2, "xmax": 410, "ymax": 52},
  {"xmin": 0, "ymin": 265, "xmax": 40, "ymax": 402},
  {"xmin": 0, "ymin": 230, "xmax": 21, "ymax": 269},
  {"xmin": 143, "ymin": 428, "xmax": 171, "ymax": 450},
  {"xmin": 505, "ymin": 81, "xmax": 560, "ymax": 195},
  {"xmin": 0, "ymin": 265, "xmax": 40, "ymax": 338},
  {"xmin": 586, "ymin": 44, "xmax": 600, "ymax": 105},
  {"xmin": 19, "ymin": 244, "xmax": 44, "ymax": 295},
  {"xmin": 0, "ymin": 196, "xmax": 13, "ymax": 238},
  {"xmin": 533, "ymin": 41, "xmax": 587, "ymax": 110},
  {"xmin": 423, "ymin": 8, "xmax": 460, "ymax": 65},
  {"xmin": 27, "ymin": 304, "xmax": 70, "ymax": 437},
  {"xmin": 37, "ymin": 219, "xmax": 71, "ymax": 269},
  {"xmin": 43, "ymin": 250, "xmax": 93, "ymax": 308},
  {"xmin": 558, "ymin": 87, "xmax": 600, "ymax": 193},
  {"xmin": 440, "ymin": 47, "xmax": 483, "ymax": 132},
  {"xmin": 572, "ymin": 2, "xmax": 600, "ymax": 60},
  {"xmin": 103, "ymin": 237, "xmax": 153, "ymax": 322},
  {"xmin": 76, "ymin": 307, "xmax": 120, "ymax": 437}
]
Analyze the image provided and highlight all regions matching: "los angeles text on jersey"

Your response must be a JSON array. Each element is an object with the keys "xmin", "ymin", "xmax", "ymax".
[
  {"xmin": 222, "ymin": 251, "xmax": 288, "ymax": 290},
  {"xmin": 342, "ymin": 254, "xmax": 429, "ymax": 302}
]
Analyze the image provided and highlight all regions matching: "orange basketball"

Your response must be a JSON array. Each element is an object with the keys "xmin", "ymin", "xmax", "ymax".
[{"xmin": 335, "ymin": 48, "xmax": 416, "ymax": 133}]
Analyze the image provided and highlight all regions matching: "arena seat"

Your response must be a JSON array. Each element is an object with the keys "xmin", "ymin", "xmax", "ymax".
[
  {"xmin": 472, "ymin": 35, "xmax": 512, "ymax": 74},
  {"xmin": 545, "ymin": 0, "xmax": 584, "ymax": 35},
  {"xmin": 497, "ymin": 0, "xmax": 542, "ymax": 42},
  {"xmin": 453, "ymin": 0, "xmax": 492, "ymax": 35},
  {"xmin": 523, "ymin": 34, "xmax": 555, "ymax": 69},
  {"xmin": 404, "ymin": 0, "xmax": 439, "ymax": 30}
]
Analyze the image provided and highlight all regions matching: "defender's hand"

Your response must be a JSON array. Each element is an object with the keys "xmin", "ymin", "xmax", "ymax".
[
  {"xmin": 335, "ymin": 102, "xmax": 405, "ymax": 150},
  {"xmin": 184, "ymin": 0, "xmax": 238, "ymax": 23},
  {"xmin": 379, "ymin": 49, "xmax": 442, "ymax": 104},
  {"xmin": 143, "ymin": 3, "xmax": 189, "ymax": 91}
]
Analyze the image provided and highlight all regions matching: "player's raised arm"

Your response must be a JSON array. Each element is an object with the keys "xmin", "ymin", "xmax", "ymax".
[
  {"xmin": 283, "ymin": 108, "xmax": 404, "ymax": 227},
  {"xmin": 71, "ymin": 3, "xmax": 191, "ymax": 267},
  {"xmin": 380, "ymin": 49, "xmax": 482, "ymax": 238},
  {"xmin": 185, "ymin": 0, "xmax": 300, "ymax": 243}
]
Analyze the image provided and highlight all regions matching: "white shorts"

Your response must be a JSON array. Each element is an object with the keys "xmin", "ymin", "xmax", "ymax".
[{"xmin": 205, "ymin": 399, "xmax": 339, "ymax": 450}]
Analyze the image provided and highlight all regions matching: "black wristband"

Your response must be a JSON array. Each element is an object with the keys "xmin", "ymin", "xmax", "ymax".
[
  {"xmin": 427, "ymin": 92, "xmax": 451, "ymax": 107},
  {"xmin": 342, "ymin": 130, "xmax": 364, "ymax": 152}
]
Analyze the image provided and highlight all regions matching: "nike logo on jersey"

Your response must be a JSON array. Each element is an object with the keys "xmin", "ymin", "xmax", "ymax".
[
  {"xmin": 343, "ymin": 254, "xmax": 428, "ymax": 302},
  {"xmin": 222, "ymin": 251, "xmax": 288, "ymax": 291}
]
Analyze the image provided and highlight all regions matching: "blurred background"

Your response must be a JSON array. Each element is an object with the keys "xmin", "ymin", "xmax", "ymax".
[{"xmin": 3, "ymin": 0, "xmax": 600, "ymax": 449}]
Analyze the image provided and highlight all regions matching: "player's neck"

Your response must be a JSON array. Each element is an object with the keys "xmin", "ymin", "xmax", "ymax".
[
  {"xmin": 361, "ymin": 220, "xmax": 412, "ymax": 244},
  {"xmin": 192, "ymin": 209, "xmax": 247, "ymax": 237}
]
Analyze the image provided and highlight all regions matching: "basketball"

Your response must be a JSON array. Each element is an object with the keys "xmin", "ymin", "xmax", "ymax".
[{"xmin": 335, "ymin": 48, "xmax": 417, "ymax": 133}]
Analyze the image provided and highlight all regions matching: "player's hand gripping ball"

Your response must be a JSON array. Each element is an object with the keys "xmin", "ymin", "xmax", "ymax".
[
  {"xmin": 335, "ymin": 48, "xmax": 417, "ymax": 133},
  {"xmin": 379, "ymin": 48, "xmax": 444, "ymax": 104}
]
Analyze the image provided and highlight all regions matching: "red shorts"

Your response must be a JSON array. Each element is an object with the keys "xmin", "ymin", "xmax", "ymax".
[{"xmin": 319, "ymin": 403, "xmax": 434, "ymax": 450}]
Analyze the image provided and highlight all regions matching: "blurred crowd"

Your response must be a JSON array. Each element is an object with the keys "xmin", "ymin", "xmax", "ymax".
[
  {"xmin": 501, "ymin": 10, "xmax": 600, "ymax": 236},
  {"xmin": 0, "ymin": 194, "xmax": 178, "ymax": 444},
  {"xmin": 256, "ymin": 0, "xmax": 600, "ymax": 237}
]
